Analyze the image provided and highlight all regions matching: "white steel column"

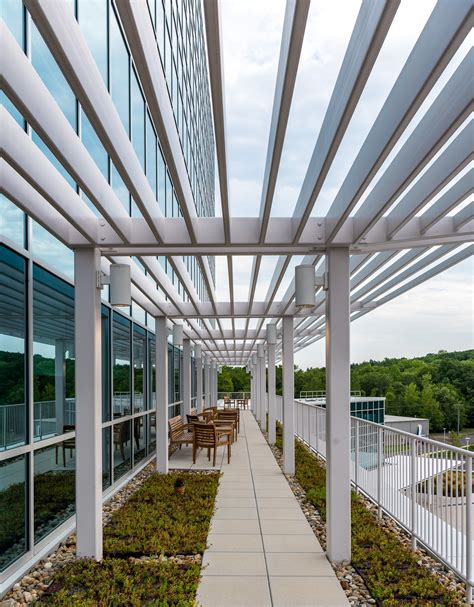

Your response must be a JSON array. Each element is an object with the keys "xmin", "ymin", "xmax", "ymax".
[
  {"xmin": 282, "ymin": 316, "xmax": 295, "ymax": 475},
  {"xmin": 250, "ymin": 363, "xmax": 255, "ymax": 414},
  {"xmin": 254, "ymin": 354, "xmax": 261, "ymax": 423},
  {"xmin": 258, "ymin": 344, "xmax": 266, "ymax": 432},
  {"xmin": 326, "ymin": 247, "xmax": 351, "ymax": 563},
  {"xmin": 204, "ymin": 355, "xmax": 210, "ymax": 408},
  {"xmin": 155, "ymin": 316, "xmax": 169, "ymax": 474},
  {"xmin": 195, "ymin": 345, "xmax": 203, "ymax": 412},
  {"xmin": 267, "ymin": 324, "xmax": 277, "ymax": 445},
  {"xmin": 74, "ymin": 248, "xmax": 102, "ymax": 559},
  {"xmin": 182, "ymin": 338, "xmax": 191, "ymax": 421}
]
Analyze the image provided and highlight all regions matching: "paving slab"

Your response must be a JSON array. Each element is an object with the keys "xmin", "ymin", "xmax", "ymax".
[{"xmin": 196, "ymin": 410, "xmax": 349, "ymax": 606}]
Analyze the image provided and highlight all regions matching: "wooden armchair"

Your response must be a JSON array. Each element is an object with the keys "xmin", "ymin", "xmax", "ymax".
[
  {"xmin": 192, "ymin": 422, "xmax": 232, "ymax": 466},
  {"xmin": 217, "ymin": 409, "xmax": 239, "ymax": 441}
]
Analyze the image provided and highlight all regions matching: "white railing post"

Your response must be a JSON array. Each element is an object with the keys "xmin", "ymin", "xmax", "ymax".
[
  {"xmin": 355, "ymin": 420, "xmax": 359, "ymax": 494},
  {"xmin": 282, "ymin": 316, "xmax": 295, "ymax": 475},
  {"xmin": 315, "ymin": 406, "xmax": 319, "ymax": 455},
  {"xmin": 410, "ymin": 437, "xmax": 418, "ymax": 550},
  {"xmin": 377, "ymin": 425, "xmax": 383, "ymax": 518},
  {"xmin": 466, "ymin": 456, "xmax": 472, "ymax": 603}
]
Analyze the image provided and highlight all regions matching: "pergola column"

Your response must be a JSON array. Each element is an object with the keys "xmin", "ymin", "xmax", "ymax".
[
  {"xmin": 250, "ymin": 362, "xmax": 255, "ymax": 414},
  {"xmin": 258, "ymin": 343, "xmax": 266, "ymax": 432},
  {"xmin": 74, "ymin": 248, "xmax": 102, "ymax": 559},
  {"xmin": 182, "ymin": 338, "xmax": 191, "ymax": 421},
  {"xmin": 204, "ymin": 355, "xmax": 210, "ymax": 407},
  {"xmin": 155, "ymin": 316, "xmax": 169, "ymax": 474},
  {"xmin": 282, "ymin": 315, "xmax": 294, "ymax": 475},
  {"xmin": 326, "ymin": 247, "xmax": 351, "ymax": 562},
  {"xmin": 195, "ymin": 345, "xmax": 203, "ymax": 412},
  {"xmin": 267, "ymin": 323, "xmax": 277, "ymax": 445},
  {"xmin": 254, "ymin": 353, "xmax": 260, "ymax": 423}
]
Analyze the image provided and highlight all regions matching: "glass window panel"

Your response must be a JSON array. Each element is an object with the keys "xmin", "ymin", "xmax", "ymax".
[
  {"xmin": 102, "ymin": 305, "xmax": 111, "ymax": 422},
  {"xmin": 157, "ymin": 147, "xmax": 166, "ymax": 215},
  {"xmin": 32, "ymin": 131, "xmax": 77, "ymax": 191},
  {"xmin": 147, "ymin": 412, "xmax": 156, "ymax": 452},
  {"xmin": 167, "ymin": 343, "xmax": 173, "ymax": 404},
  {"xmin": 156, "ymin": 0, "xmax": 165, "ymax": 60},
  {"xmin": 33, "ymin": 265, "xmax": 75, "ymax": 441},
  {"xmin": 166, "ymin": 171, "xmax": 173, "ymax": 216},
  {"xmin": 113, "ymin": 420, "xmax": 131, "ymax": 480},
  {"xmin": 31, "ymin": 220, "xmax": 74, "ymax": 281},
  {"xmin": 34, "ymin": 440, "xmax": 76, "ymax": 543},
  {"xmin": 148, "ymin": 334, "xmax": 156, "ymax": 409},
  {"xmin": 131, "ymin": 69, "xmax": 145, "ymax": 169},
  {"xmin": 110, "ymin": 6, "xmax": 130, "ymax": 135},
  {"xmin": 132, "ymin": 301, "xmax": 146, "ymax": 326},
  {"xmin": 113, "ymin": 313, "xmax": 131, "ymax": 418},
  {"xmin": 133, "ymin": 326, "xmax": 146, "ymax": 413},
  {"xmin": 0, "ymin": 246, "xmax": 26, "ymax": 451},
  {"xmin": 146, "ymin": 112, "xmax": 157, "ymax": 198},
  {"xmin": 111, "ymin": 163, "xmax": 130, "ymax": 214},
  {"xmin": 174, "ymin": 347, "xmax": 181, "ymax": 403},
  {"xmin": 2, "ymin": 0, "xmax": 24, "ymax": 48},
  {"xmin": 78, "ymin": 0, "xmax": 108, "ymax": 85},
  {"xmin": 0, "ymin": 455, "xmax": 27, "ymax": 571},
  {"xmin": 81, "ymin": 108, "xmax": 108, "ymax": 179},
  {"xmin": 0, "ymin": 195, "xmax": 25, "ymax": 249},
  {"xmin": 31, "ymin": 22, "xmax": 76, "ymax": 129},
  {"xmin": 102, "ymin": 426, "xmax": 111, "ymax": 489},
  {"xmin": 133, "ymin": 414, "xmax": 146, "ymax": 465}
]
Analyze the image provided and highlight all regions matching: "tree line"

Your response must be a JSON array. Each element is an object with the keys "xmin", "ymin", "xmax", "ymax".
[{"xmin": 218, "ymin": 350, "xmax": 474, "ymax": 433}]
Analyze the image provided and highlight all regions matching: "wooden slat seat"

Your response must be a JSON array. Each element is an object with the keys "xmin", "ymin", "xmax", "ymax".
[
  {"xmin": 168, "ymin": 415, "xmax": 194, "ymax": 450},
  {"xmin": 192, "ymin": 422, "xmax": 231, "ymax": 466}
]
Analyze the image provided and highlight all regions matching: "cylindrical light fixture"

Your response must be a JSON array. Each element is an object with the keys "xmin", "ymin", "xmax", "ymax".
[
  {"xmin": 172, "ymin": 323, "xmax": 183, "ymax": 346},
  {"xmin": 295, "ymin": 264, "xmax": 315, "ymax": 308},
  {"xmin": 110, "ymin": 264, "xmax": 131, "ymax": 307},
  {"xmin": 257, "ymin": 343, "xmax": 264, "ymax": 358},
  {"xmin": 266, "ymin": 323, "xmax": 277, "ymax": 344},
  {"xmin": 194, "ymin": 344, "xmax": 202, "ymax": 358}
]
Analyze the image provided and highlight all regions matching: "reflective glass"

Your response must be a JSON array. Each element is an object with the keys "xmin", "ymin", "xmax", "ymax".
[
  {"xmin": 148, "ymin": 412, "xmax": 156, "ymax": 452},
  {"xmin": 31, "ymin": 220, "xmax": 74, "ymax": 281},
  {"xmin": 148, "ymin": 334, "xmax": 156, "ymax": 410},
  {"xmin": 102, "ymin": 306, "xmax": 111, "ymax": 422},
  {"xmin": 133, "ymin": 326, "xmax": 146, "ymax": 413},
  {"xmin": 131, "ymin": 69, "xmax": 145, "ymax": 169},
  {"xmin": 113, "ymin": 420, "xmax": 131, "ymax": 480},
  {"xmin": 146, "ymin": 113, "xmax": 157, "ymax": 198},
  {"xmin": 81, "ymin": 109, "xmax": 108, "ymax": 179},
  {"xmin": 102, "ymin": 427, "xmax": 111, "ymax": 489},
  {"xmin": 2, "ymin": 0, "xmax": 24, "ymax": 48},
  {"xmin": 0, "ymin": 246, "xmax": 26, "ymax": 451},
  {"xmin": 111, "ymin": 163, "xmax": 130, "ymax": 214},
  {"xmin": 33, "ymin": 265, "xmax": 75, "ymax": 441},
  {"xmin": 31, "ymin": 23, "xmax": 76, "ymax": 129},
  {"xmin": 110, "ymin": 6, "xmax": 130, "ymax": 135},
  {"xmin": 78, "ymin": 0, "xmax": 108, "ymax": 85},
  {"xmin": 0, "ymin": 455, "xmax": 27, "ymax": 571},
  {"xmin": 133, "ymin": 414, "xmax": 146, "ymax": 465},
  {"xmin": 157, "ymin": 147, "xmax": 166, "ymax": 214},
  {"xmin": 32, "ymin": 131, "xmax": 77, "ymax": 191},
  {"xmin": 0, "ymin": 195, "xmax": 25, "ymax": 248},
  {"xmin": 1, "ymin": 91, "xmax": 24, "ymax": 129},
  {"xmin": 34, "ymin": 440, "xmax": 76, "ymax": 543},
  {"xmin": 113, "ymin": 313, "xmax": 131, "ymax": 418}
]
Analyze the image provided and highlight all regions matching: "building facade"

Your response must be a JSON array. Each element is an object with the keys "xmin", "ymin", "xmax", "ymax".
[{"xmin": 0, "ymin": 0, "xmax": 214, "ymax": 584}]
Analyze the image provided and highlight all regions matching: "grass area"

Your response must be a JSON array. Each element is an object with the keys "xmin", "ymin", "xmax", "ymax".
[
  {"xmin": 275, "ymin": 424, "xmax": 459, "ymax": 606},
  {"xmin": 104, "ymin": 472, "xmax": 220, "ymax": 557},
  {"xmin": 39, "ymin": 471, "xmax": 220, "ymax": 606},
  {"xmin": 39, "ymin": 558, "xmax": 201, "ymax": 607}
]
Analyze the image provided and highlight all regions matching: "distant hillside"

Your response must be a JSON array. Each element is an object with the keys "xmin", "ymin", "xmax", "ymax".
[{"xmin": 218, "ymin": 350, "xmax": 474, "ymax": 432}]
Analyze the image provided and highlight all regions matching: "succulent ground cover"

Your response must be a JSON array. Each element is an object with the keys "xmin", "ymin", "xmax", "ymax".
[
  {"xmin": 38, "ymin": 471, "xmax": 219, "ymax": 606},
  {"xmin": 275, "ymin": 424, "xmax": 460, "ymax": 606}
]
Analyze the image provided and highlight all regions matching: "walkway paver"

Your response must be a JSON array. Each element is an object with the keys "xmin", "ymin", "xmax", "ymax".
[{"xmin": 177, "ymin": 410, "xmax": 350, "ymax": 607}]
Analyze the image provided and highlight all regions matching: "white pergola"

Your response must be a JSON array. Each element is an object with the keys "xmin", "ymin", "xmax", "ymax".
[{"xmin": 1, "ymin": 0, "xmax": 472, "ymax": 565}]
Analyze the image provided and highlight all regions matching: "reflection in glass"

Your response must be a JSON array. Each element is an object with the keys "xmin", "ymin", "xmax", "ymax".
[
  {"xmin": 148, "ymin": 412, "xmax": 156, "ymax": 453},
  {"xmin": 157, "ymin": 147, "xmax": 166, "ymax": 215},
  {"xmin": 33, "ymin": 265, "xmax": 75, "ymax": 441},
  {"xmin": 113, "ymin": 313, "xmax": 131, "ymax": 418},
  {"xmin": 148, "ymin": 334, "xmax": 156, "ymax": 410},
  {"xmin": 146, "ymin": 113, "xmax": 157, "ymax": 199},
  {"xmin": 134, "ymin": 414, "xmax": 146, "ymax": 465},
  {"xmin": 111, "ymin": 163, "xmax": 130, "ymax": 214},
  {"xmin": 133, "ymin": 327, "xmax": 146, "ymax": 413},
  {"xmin": 102, "ymin": 427, "xmax": 111, "ymax": 489},
  {"xmin": 1, "ymin": 91, "xmax": 25, "ymax": 129},
  {"xmin": 110, "ymin": 5, "xmax": 130, "ymax": 134},
  {"xmin": 131, "ymin": 68, "xmax": 145, "ymax": 169},
  {"xmin": 34, "ymin": 441, "xmax": 76, "ymax": 544},
  {"xmin": 0, "ymin": 455, "xmax": 27, "ymax": 571},
  {"xmin": 113, "ymin": 420, "xmax": 131, "ymax": 480},
  {"xmin": 81, "ymin": 109, "xmax": 108, "ymax": 179},
  {"xmin": 0, "ymin": 246, "xmax": 26, "ymax": 451},
  {"xmin": 2, "ymin": 0, "xmax": 25, "ymax": 48},
  {"xmin": 78, "ymin": 0, "xmax": 108, "ymax": 85},
  {"xmin": 31, "ymin": 220, "xmax": 74, "ymax": 281},
  {"xmin": 102, "ymin": 306, "xmax": 111, "ymax": 422}
]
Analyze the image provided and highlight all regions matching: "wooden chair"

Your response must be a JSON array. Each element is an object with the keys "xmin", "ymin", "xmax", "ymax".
[
  {"xmin": 237, "ymin": 399, "xmax": 248, "ymax": 410},
  {"xmin": 168, "ymin": 415, "xmax": 194, "ymax": 450},
  {"xmin": 192, "ymin": 422, "xmax": 232, "ymax": 466},
  {"xmin": 217, "ymin": 409, "xmax": 239, "ymax": 441},
  {"xmin": 55, "ymin": 425, "xmax": 76, "ymax": 466}
]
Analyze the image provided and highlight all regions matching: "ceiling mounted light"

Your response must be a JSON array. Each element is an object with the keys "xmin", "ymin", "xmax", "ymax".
[
  {"xmin": 295, "ymin": 264, "xmax": 315, "ymax": 308},
  {"xmin": 266, "ymin": 323, "xmax": 277, "ymax": 345},
  {"xmin": 257, "ymin": 343, "xmax": 265, "ymax": 358},
  {"xmin": 172, "ymin": 323, "xmax": 183, "ymax": 346},
  {"xmin": 194, "ymin": 344, "xmax": 202, "ymax": 358}
]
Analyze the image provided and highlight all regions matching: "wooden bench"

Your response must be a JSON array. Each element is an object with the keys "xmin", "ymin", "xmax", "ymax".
[{"xmin": 168, "ymin": 415, "xmax": 194, "ymax": 450}]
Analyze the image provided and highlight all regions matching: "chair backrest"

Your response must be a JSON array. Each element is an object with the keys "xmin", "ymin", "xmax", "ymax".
[
  {"xmin": 218, "ymin": 410, "xmax": 238, "ymax": 422},
  {"xmin": 187, "ymin": 413, "xmax": 199, "ymax": 424},
  {"xmin": 169, "ymin": 415, "xmax": 184, "ymax": 440},
  {"xmin": 190, "ymin": 408, "xmax": 197, "ymax": 416},
  {"xmin": 193, "ymin": 422, "xmax": 216, "ymax": 448}
]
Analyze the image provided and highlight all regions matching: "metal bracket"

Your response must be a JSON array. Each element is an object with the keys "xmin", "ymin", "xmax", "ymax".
[{"xmin": 96, "ymin": 270, "xmax": 110, "ymax": 289}]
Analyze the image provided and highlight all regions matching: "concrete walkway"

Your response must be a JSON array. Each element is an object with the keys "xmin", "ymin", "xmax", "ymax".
[{"xmin": 186, "ymin": 411, "xmax": 349, "ymax": 607}]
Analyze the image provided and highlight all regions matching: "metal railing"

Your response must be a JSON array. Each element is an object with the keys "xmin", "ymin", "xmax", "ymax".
[
  {"xmin": 275, "ymin": 396, "xmax": 473, "ymax": 598},
  {"xmin": 218, "ymin": 392, "xmax": 251, "ymax": 401},
  {"xmin": 299, "ymin": 390, "xmax": 362, "ymax": 399}
]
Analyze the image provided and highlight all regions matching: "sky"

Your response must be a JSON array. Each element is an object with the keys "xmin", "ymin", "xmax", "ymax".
[{"xmin": 215, "ymin": 0, "xmax": 473, "ymax": 369}]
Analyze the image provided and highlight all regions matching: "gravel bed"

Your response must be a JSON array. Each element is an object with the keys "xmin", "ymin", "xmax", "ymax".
[
  {"xmin": 267, "ymin": 435, "xmax": 467, "ymax": 606},
  {"xmin": 1, "ymin": 461, "xmax": 209, "ymax": 607}
]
